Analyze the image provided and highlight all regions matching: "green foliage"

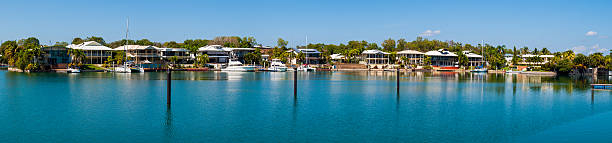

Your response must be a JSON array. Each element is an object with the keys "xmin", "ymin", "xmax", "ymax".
[
  {"xmin": 382, "ymin": 38, "xmax": 396, "ymax": 52},
  {"xmin": 68, "ymin": 49, "xmax": 86, "ymax": 66},
  {"xmin": 277, "ymin": 38, "xmax": 288, "ymax": 48},
  {"xmin": 86, "ymin": 36, "xmax": 105, "ymax": 45},
  {"xmin": 194, "ymin": 54, "xmax": 209, "ymax": 68},
  {"xmin": 18, "ymin": 37, "xmax": 40, "ymax": 47},
  {"xmin": 244, "ymin": 48, "xmax": 262, "ymax": 65},
  {"xmin": 163, "ymin": 41, "xmax": 181, "ymax": 48},
  {"xmin": 135, "ymin": 39, "xmax": 155, "ymax": 46},
  {"xmin": 573, "ymin": 54, "xmax": 588, "ymax": 69},
  {"xmin": 456, "ymin": 51, "xmax": 468, "ymax": 67},
  {"xmin": 588, "ymin": 52, "xmax": 605, "ymax": 68},
  {"xmin": 71, "ymin": 38, "xmax": 85, "ymax": 45},
  {"xmin": 54, "ymin": 41, "xmax": 69, "ymax": 46}
]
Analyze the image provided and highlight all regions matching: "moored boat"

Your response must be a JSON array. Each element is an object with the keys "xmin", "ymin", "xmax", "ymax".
[
  {"xmin": 267, "ymin": 59, "xmax": 287, "ymax": 72},
  {"xmin": 222, "ymin": 60, "xmax": 256, "ymax": 72}
]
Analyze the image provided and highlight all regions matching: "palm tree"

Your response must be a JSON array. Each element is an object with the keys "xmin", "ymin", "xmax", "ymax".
[
  {"xmin": 69, "ymin": 49, "xmax": 86, "ymax": 67},
  {"xmin": 194, "ymin": 54, "xmax": 209, "ymax": 68}
]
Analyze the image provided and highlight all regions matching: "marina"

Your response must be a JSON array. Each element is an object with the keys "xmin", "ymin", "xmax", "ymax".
[{"xmin": 2, "ymin": 70, "xmax": 612, "ymax": 142}]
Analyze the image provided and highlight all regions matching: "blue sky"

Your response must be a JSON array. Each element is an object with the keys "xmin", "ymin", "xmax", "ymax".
[{"xmin": 0, "ymin": 0, "xmax": 610, "ymax": 54}]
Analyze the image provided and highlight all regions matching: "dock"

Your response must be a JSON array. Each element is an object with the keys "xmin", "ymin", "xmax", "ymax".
[{"xmin": 591, "ymin": 84, "xmax": 612, "ymax": 89}]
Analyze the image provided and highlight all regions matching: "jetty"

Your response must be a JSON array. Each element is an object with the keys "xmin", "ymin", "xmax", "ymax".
[{"xmin": 591, "ymin": 84, "xmax": 612, "ymax": 90}]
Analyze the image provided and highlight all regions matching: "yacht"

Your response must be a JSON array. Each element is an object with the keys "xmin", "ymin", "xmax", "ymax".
[
  {"xmin": 222, "ymin": 60, "xmax": 256, "ymax": 72},
  {"xmin": 114, "ymin": 65, "xmax": 132, "ymax": 73},
  {"xmin": 471, "ymin": 66, "xmax": 488, "ymax": 73},
  {"xmin": 267, "ymin": 59, "xmax": 288, "ymax": 72}
]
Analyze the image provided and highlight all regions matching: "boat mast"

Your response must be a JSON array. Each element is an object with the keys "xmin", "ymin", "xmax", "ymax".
[{"xmin": 124, "ymin": 18, "xmax": 129, "ymax": 68}]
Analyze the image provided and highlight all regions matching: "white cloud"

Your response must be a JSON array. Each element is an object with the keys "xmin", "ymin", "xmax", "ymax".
[
  {"xmin": 572, "ymin": 44, "xmax": 608, "ymax": 54},
  {"xmin": 586, "ymin": 31, "xmax": 598, "ymax": 36},
  {"xmin": 419, "ymin": 30, "xmax": 441, "ymax": 36}
]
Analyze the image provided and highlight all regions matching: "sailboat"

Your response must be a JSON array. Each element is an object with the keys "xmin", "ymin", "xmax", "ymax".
[
  {"xmin": 471, "ymin": 40, "xmax": 488, "ymax": 73},
  {"xmin": 115, "ymin": 18, "xmax": 144, "ymax": 73}
]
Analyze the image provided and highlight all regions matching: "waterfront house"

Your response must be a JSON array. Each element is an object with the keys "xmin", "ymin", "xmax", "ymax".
[
  {"xmin": 157, "ymin": 48, "xmax": 190, "ymax": 64},
  {"xmin": 198, "ymin": 45, "xmax": 230, "ymax": 64},
  {"xmin": 223, "ymin": 48, "xmax": 256, "ymax": 63},
  {"xmin": 41, "ymin": 46, "xmax": 71, "ymax": 69},
  {"xmin": 425, "ymin": 49, "xmax": 457, "ymax": 67},
  {"xmin": 361, "ymin": 50, "xmax": 390, "ymax": 65},
  {"xmin": 66, "ymin": 41, "xmax": 113, "ymax": 64},
  {"xmin": 116, "ymin": 45, "xmax": 161, "ymax": 64},
  {"xmin": 519, "ymin": 54, "xmax": 554, "ymax": 65},
  {"xmin": 291, "ymin": 48, "xmax": 322, "ymax": 64},
  {"xmin": 330, "ymin": 54, "xmax": 346, "ymax": 63},
  {"xmin": 397, "ymin": 50, "xmax": 424, "ymax": 65},
  {"xmin": 462, "ymin": 51, "xmax": 485, "ymax": 67}
]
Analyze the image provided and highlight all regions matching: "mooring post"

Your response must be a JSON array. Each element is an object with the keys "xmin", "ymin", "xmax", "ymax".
[
  {"xmin": 294, "ymin": 68, "xmax": 297, "ymax": 98},
  {"xmin": 397, "ymin": 68, "xmax": 400, "ymax": 95},
  {"xmin": 167, "ymin": 67, "xmax": 171, "ymax": 108}
]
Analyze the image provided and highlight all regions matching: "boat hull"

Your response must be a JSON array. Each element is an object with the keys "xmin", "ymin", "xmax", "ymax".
[{"xmin": 222, "ymin": 66, "xmax": 257, "ymax": 72}]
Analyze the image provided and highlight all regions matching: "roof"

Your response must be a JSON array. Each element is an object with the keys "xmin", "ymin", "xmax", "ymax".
[
  {"xmin": 115, "ymin": 45, "xmax": 159, "ymax": 50},
  {"xmin": 397, "ymin": 50, "xmax": 424, "ymax": 55},
  {"xmin": 331, "ymin": 54, "xmax": 345, "ymax": 60},
  {"xmin": 425, "ymin": 49, "xmax": 457, "ymax": 57},
  {"xmin": 67, "ymin": 41, "xmax": 113, "ymax": 51},
  {"xmin": 461, "ymin": 51, "xmax": 483, "ymax": 58},
  {"xmin": 362, "ymin": 50, "xmax": 389, "ymax": 55},
  {"xmin": 254, "ymin": 45, "xmax": 273, "ymax": 49},
  {"xmin": 522, "ymin": 54, "xmax": 554, "ymax": 58},
  {"xmin": 294, "ymin": 48, "xmax": 321, "ymax": 54},
  {"xmin": 157, "ymin": 48, "xmax": 188, "ymax": 52},
  {"xmin": 198, "ymin": 45, "xmax": 228, "ymax": 52},
  {"xmin": 223, "ymin": 48, "xmax": 255, "ymax": 51}
]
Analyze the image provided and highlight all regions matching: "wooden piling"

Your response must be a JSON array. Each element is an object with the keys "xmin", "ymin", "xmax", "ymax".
[
  {"xmin": 294, "ymin": 69, "xmax": 297, "ymax": 98},
  {"xmin": 167, "ymin": 68, "xmax": 171, "ymax": 108},
  {"xmin": 397, "ymin": 68, "xmax": 400, "ymax": 95}
]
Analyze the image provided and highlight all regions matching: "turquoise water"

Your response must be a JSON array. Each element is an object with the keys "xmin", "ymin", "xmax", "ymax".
[{"xmin": 1, "ymin": 70, "xmax": 612, "ymax": 142}]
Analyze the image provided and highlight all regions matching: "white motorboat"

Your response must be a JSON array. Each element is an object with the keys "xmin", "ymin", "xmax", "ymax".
[
  {"xmin": 115, "ymin": 66, "xmax": 132, "ymax": 73},
  {"xmin": 267, "ymin": 59, "xmax": 287, "ymax": 72},
  {"xmin": 222, "ymin": 60, "xmax": 256, "ymax": 72},
  {"xmin": 297, "ymin": 66, "xmax": 316, "ymax": 72},
  {"xmin": 67, "ymin": 67, "xmax": 81, "ymax": 73}
]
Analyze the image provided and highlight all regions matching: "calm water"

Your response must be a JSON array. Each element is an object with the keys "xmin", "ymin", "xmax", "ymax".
[{"xmin": 2, "ymin": 70, "xmax": 612, "ymax": 142}]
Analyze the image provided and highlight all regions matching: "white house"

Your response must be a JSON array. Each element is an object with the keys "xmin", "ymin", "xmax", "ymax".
[
  {"xmin": 361, "ymin": 50, "xmax": 390, "ymax": 65},
  {"xmin": 66, "ymin": 41, "xmax": 113, "ymax": 64},
  {"xmin": 198, "ymin": 45, "xmax": 230, "ymax": 64},
  {"xmin": 425, "ymin": 49, "xmax": 457, "ymax": 67},
  {"xmin": 397, "ymin": 50, "xmax": 424, "ymax": 65}
]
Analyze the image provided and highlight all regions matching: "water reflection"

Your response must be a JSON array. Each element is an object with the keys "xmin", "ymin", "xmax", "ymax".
[{"xmin": 164, "ymin": 107, "xmax": 173, "ymax": 142}]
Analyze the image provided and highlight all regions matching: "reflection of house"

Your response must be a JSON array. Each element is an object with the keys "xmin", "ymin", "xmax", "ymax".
[
  {"xmin": 519, "ymin": 54, "xmax": 554, "ymax": 65},
  {"xmin": 425, "ymin": 49, "xmax": 457, "ymax": 67},
  {"xmin": 361, "ymin": 50, "xmax": 389, "ymax": 64},
  {"xmin": 462, "ymin": 51, "xmax": 484, "ymax": 67},
  {"xmin": 198, "ymin": 45, "xmax": 230, "ymax": 64},
  {"xmin": 66, "ymin": 41, "xmax": 113, "ymax": 64},
  {"xmin": 397, "ymin": 50, "xmax": 424, "ymax": 65},
  {"xmin": 116, "ymin": 45, "xmax": 161, "ymax": 64},
  {"xmin": 41, "ymin": 46, "xmax": 71, "ymax": 68},
  {"xmin": 291, "ymin": 49, "xmax": 322, "ymax": 64},
  {"xmin": 158, "ymin": 48, "xmax": 190, "ymax": 63}
]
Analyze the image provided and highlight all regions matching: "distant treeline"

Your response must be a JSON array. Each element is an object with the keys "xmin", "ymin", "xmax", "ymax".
[{"xmin": 1, "ymin": 36, "xmax": 611, "ymax": 73}]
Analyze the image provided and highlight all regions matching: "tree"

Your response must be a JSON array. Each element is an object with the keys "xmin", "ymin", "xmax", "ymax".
[
  {"xmin": 18, "ymin": 37, "xmax": 40, "ymax": 47},
  {"xmin": 588, "ymin": 53, "xmax": 605, "ymax": 68},
  {"xmin": 511, "ymin": 46, "xmax": 520, "ymax": 65},
  {"xmin": 163, "ymin": 41, "xmax": 180, "ymax": 48},
  {"xmin": 86, "ymin": 36, "xmax": 105, "ymax": 45},
  {"xmin": 277, "ymin": 38, "xmax": 288, "ymax": 49},
  {"xmin": 520, "ymin": 47, "xmax": 529, "ymax": 55},
  {"xmin": 573, "ymin": 54, "xmax": 588, "ymax": 69},
  {"xmin": 135, "ymin": 39, "xmax": 154, "ymax": 46},
  {"xmin": 541, "ymin": 48, "xmax": 551, "ymax": 55},
  {"xmin": 1, "ymin": 41, "xmax": 18, "ymax": 66},
  {"xmin": 382, "ymin": 38, "xmax": 396, "ymax": 52},
  {"xmin": 456, "ymin": 51, "xmax": 469, "ymax": 67},
  {"xmin": 54, "ymin": 41, "xmax": 69, "ymax": 46},
  {"xmin": 532, "ymin": 48, "xmax": 539, "ymax": 55},
  {"xmin": 397, "ymin": 39, "xmax": 407, "ymax": 50},
  {"xmin": 68, "ymin": 49, "xmax": 86, "ymax": 67},
  {"xmin": 194, "ymin": 54, "xmax": 209, "ymax": 68},
  {"xmin": 72, "ymin": 38, "xmax": 85, "ymax": 45},
  {"xmin": 423, "ymin": 56, "xmax": 432, "ymax": 65}
]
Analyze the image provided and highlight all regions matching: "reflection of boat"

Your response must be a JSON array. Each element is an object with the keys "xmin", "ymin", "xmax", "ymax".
[
  {"xmin": 67, "ymin": 67, "xmax": 81, "ymax": 73},
  {"xmin": 222, "ymin": 60, "xmax": 256, "ymax": 72},
  {"xmin": 267, "ymin": 59, "xmax": 287, "ymax": 72},
  {"xmin": 471, "ymin": 66, "xmax": 488, "ymax": 73}
]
